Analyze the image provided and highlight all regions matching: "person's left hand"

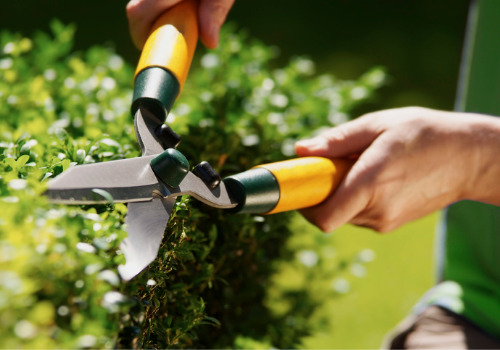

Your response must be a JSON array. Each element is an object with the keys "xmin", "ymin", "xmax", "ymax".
[{"xmin": 126, "ymin": 0, "xmax": 235, "ymax": 49}]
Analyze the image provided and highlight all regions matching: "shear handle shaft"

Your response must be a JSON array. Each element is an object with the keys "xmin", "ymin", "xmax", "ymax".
[
  {"xmin": 132, "ymin": 0, "xmax": 199, "ymax": 120},
  {"xmin": 224, "ymin": 157, "xmax": 354, "ymax": 214}
]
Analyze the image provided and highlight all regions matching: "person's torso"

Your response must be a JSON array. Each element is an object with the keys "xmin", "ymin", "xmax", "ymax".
[{"xmin": 435, "ymin": 0, "xmax": 500, "ymax": 339}]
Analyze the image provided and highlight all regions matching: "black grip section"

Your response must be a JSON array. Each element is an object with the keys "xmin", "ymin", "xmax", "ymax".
[
  {"xmin": 223, "ymin": 168, "xmax": 280, "ymax": 214},
  {"xmin": 132, "ymin": 67, "xmax": 180, "ymax": 122},
  {"xmin": 193, "ymin": 161, "xmax": 221, "ymax": 190}
]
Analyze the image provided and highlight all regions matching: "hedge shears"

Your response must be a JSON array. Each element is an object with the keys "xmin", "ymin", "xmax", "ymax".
[{"xmin": 45, "ymin": 0, "xmax": 352, "ymax": 280}]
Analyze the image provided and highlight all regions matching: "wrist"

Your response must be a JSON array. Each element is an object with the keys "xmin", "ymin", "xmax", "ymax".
[{"xmin": 463, "ymin": 114, "xmax": 500, "ymax": 205}]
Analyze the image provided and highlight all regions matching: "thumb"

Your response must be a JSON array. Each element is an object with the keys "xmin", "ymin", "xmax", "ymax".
[
  {"xmin": 299, "ymin": 139, "xmax": 387, "ymax": 232},
  {"xmin": 198, "ymin": 0, "xmax": 235, "ymax": 48},
  {"xmin": 295, "ymin": 115, "xmax": 382, "ymax": 158}
]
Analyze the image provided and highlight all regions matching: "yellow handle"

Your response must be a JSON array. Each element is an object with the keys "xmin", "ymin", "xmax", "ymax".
[
  {"xmin": 257, "ymin": 157, "xmax": 353, "ymax": 214},
  {"xmin": 135, "ymin": 0, "xmax": 199, "ymax": 91}
]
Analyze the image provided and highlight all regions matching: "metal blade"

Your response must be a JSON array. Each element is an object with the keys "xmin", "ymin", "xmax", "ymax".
[
  {"xmin": 107, "ymin": 107, "xmax": 237, "ymax": 280},
  {"xmin": 115, "ymin": 169, "xmax": 238, "ymax": 280},
  {"xmin": 45, "ymin": 155, "xmax": 168, "ymax": 204},
  {"xmin": 176, "ymin": 172, "xmax": 238, "ymax": 209},
  {"xmin": 117, "ymin": 106, "xmax": 171, "ymax": 281},
  {"xmin": 118, "ymin": 195, "xmax": 175, "ymax": 281},
  {"xmin": 134, "ymin": 107, "xmax": 164, "ymax": 156}
]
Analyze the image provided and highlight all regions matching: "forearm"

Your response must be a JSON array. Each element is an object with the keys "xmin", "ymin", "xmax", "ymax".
[{"xmin": 464, "ymin": 113, "xmax": 500, "ymax": 205}]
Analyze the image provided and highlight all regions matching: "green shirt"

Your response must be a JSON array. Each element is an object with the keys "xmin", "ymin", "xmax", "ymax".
[{"xmin": 417, "ymin": 0, "xmax": 500, "ymax": 339}]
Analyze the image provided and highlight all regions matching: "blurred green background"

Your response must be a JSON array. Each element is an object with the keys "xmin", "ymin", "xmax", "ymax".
[
  {"xmin": 0, "ymin": 0, "xmax": 470, "ymax": 348},
  {"xmin": 1, "ymin": 0, "xmax": 470, "ymax": 111}
]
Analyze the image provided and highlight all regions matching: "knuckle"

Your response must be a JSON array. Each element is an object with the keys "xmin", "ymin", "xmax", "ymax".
[
  {"xmin": 359, "ymin": 111, "xmax": 378, "ymax": 120},
  {"xmin": 317, "ymin": 221, "xmax": 335, "ymax": 233},
  {"xmin": 312, "ymin": 216, "xmax": 335, "ymax": 233},
  {"xmin": 126, "ymin": 0, "xmax": 143, "ymax": 18},
  {"xmin": 359, "ymin": 109, "xmax": 387, "ymax": 123},
  {"xmin": 363, "ymin": 217, "xmax": 388, "ymax": 233},
  {"xmin": 300, "ymin": 208, "xmax": 336, "ymax": 233},
  {"xmin": 373, "ymin": 222, "xmax": 391, "ymax": 233},
  {"xmin": 320, "ymin": 125, "xmax": 349, "ymax": 148},
  {"xmin": 402, "ymin": 106, "xmax": 428, "ymax": 114},
  {"xmin": 373, "ymin": 211, "xmax": 400, "ymax": 233},
  {"xmin": 331, "ymin": 126, "xmax": 349, "ymax": 144},
  {"xmin": 351, "ymin": 204, "xmax": 398, "ymax": 233}
]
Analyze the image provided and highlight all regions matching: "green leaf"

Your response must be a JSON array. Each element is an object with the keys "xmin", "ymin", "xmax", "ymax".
[
  {"xmin": 16, "ymin": 154, "xmax": 30, "ymax": 168},
  {"xmin": 91, "ymin": 189, "xmax": 114, "ymax": 205},
  {"xmin": 3, "ymin": 157, "xmax": 16, "ymax": 170}
]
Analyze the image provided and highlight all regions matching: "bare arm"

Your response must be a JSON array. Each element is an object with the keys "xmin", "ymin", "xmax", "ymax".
[{"xmin": 295, "ymin": 107, "xmax": 500, "ymax": 233}]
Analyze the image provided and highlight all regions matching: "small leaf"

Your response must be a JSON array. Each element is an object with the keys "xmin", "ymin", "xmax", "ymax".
[
  {"xmin": 16, "ymin": 154, "xmax": 30, "ymax": 168},
  {"xmin": 91, "ymin": 188, "xmax": 114, "ymax": 204},
  {"xmin": 3, "ymin": 158, "xmax": 16, "ymax": 170},
  {"xmin": 61, "ymin": 159, "xmax": 71, "ymax": 171},
  {"xmin": 202, "ymin": 316, "xmax": 221, "ymax": 328}
]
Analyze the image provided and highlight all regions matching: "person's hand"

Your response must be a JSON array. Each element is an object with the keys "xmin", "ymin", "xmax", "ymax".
[
  {"xmin": 126, "ymin": 0, "xmax": 235, "ymax": 49},
  {"xmin": 295, "ymin": 107, "xmax": 500, "ymax": 233}
]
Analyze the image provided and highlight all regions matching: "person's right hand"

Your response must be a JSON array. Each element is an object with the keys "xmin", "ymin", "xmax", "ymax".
[
  {"xmin": 295, "ymin": 107, "xmax": 500, "ymax": 233},
  {"xmin": 126, "ymin": 0, "xmax": 235, "ymax": 49}
]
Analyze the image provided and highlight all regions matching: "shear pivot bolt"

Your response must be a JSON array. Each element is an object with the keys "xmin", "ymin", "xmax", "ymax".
[{"xmin": 151, "ymin": 148, "xmax": 190, "ymax": 188}]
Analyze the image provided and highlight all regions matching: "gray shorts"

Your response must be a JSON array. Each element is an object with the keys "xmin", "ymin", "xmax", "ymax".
[{"xmin": 384, "ymin": 306, "xmax": 500, "ymax": 349}]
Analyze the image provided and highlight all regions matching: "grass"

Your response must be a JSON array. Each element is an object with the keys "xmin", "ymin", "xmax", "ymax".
[{"xmin": 275, "ymin": 211, "xmax": 439, "ymax": 349}]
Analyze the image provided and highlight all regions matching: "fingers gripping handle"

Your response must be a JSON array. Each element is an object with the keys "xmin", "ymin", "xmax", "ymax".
[
  {"xmin": 132, "ymin": 0, "xmax": 199, "ymax": 121},
  {"xmin": 224, "ymin": 157, "xmax": 353, "ymax": 214},
  {"xmin": 135, "ymin": 0, "xmax": 198, "ymax": 87},
  {"xmin": 261, "ymin": 157, "xmax": 353, "ymax": 214}
]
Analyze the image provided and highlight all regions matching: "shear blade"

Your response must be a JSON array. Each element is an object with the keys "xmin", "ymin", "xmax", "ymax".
[
  {"xmin": 45, "ymin": 155, "xmax": 166, "ymax": 204},
  {"xmin": 118, "ymin": 196, "xmax": 175, "ymax": 280}
]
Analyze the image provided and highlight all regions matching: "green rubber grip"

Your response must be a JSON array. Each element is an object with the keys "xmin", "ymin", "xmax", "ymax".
[
  {"xmin": 132, "ymin": 67, "xmax": 180, "ymax": 122},
  {"xmin": 150, "ymin": 148, "xmax": 190, "ymax": 188},
  {"xmin": 223, "ymin": 168, "xmax": 280, "ymax": 214}
]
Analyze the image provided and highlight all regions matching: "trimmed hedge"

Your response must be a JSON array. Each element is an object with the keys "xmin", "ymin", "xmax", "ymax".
[{"xmin": 0, "ymin": 21, "xmax": 384, "ymax": 348}]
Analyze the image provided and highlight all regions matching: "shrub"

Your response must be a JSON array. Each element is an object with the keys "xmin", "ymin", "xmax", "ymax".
[{"xmin": 0, "ymin": 21, "xmax": 384, "ymax": 348}]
